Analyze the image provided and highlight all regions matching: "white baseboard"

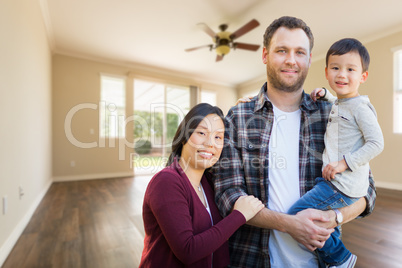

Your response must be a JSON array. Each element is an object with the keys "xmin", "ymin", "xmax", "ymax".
[
  {"xmin": 0, "ymin": 179, "xmax": 52, "ymax": 267},
  {"xmin": 376, "ymin": 181, "xmax": 402, "ymax": 191},
  {"xmin": 53, "ymin": 171, "xmax": 134, "ymax": 182}
]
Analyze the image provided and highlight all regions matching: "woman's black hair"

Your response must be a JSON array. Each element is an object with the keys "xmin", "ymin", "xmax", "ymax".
[{"xmin": 166, "ymin": 103, "xmax": 224, "ymax": 166}]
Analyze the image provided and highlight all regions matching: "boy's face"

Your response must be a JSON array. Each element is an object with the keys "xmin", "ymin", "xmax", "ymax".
[{"xmin": 325, "ymin": 52, "xmax": 368, "ymax": 99}]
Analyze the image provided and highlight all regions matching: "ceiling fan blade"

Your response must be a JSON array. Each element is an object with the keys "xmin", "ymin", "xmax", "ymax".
[
  {"xmin": 197, "ymin": 23, "xmax": 216, "ymax": 38},
  {"xmin": 229, "ymin": 19, "xmax": 260, "ymax": 40},
  {"xmin": 234, "ymin": 42, "xmax": 260, "ymax": 51},
  {"xmin": 185, "ymin": 44, "xmax": 213, "ymax": 52},
  {"xmin": 216, "ymin": 54, "xmax": 224, "ymax": 62}
]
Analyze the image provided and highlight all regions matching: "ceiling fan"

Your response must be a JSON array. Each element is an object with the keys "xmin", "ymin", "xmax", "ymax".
[{"xmin": 185, "ymin": 19, "xmax": 261, "ymax": 62}]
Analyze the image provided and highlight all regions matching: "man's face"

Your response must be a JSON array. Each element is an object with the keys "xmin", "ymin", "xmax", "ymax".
[{"xmin": 262, "ymin": 27, "xmax": 312, "ymax": 93}]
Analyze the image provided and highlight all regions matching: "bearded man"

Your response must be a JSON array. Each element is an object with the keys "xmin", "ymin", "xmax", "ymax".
[{"xmin": 214, "ymin": 16, "xmax": 376, "ymax": 268}]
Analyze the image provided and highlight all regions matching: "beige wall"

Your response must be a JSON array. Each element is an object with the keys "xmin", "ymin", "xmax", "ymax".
[
  {"xmin": 0, "ymin": 0, "xmax": 52, "ymax": 265},
  {"xmin": 52, "ymin": 55, "xmax": 134, "ymax": 180},
  {"xmin": 52, "ymin": 54, "xmax": 237, "ymax": 180}
]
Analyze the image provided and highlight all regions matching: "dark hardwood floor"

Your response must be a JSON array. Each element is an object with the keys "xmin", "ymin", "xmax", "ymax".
[
  {"xmin": 2, "ymin": 176, "xmax": 402, "ymax": 268},
  {"xmin": 2, "ymin": 176, "xmax": 151, "ymax": 268},
  {"xmin": 342, "ymin": 188, "xmax": 402, "ymax": 268}
]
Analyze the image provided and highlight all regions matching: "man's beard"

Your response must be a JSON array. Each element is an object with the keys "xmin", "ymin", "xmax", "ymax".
[{"xmin": 266, "ymin": 63, "xmax": 308, "ymax": 93}]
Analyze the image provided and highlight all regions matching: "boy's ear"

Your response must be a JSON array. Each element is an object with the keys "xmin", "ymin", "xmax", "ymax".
[
  {"xmin": 360, "ymin": 71, "xmax": 369, "ymax": 83},
  {"xmin": 325, "ymin": 67, "xmax": 329, "ymax": 80}
]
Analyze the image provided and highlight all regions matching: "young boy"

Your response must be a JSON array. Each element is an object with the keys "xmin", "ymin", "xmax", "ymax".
[{"xmin": 288, "ymin": 38, "xmax": 384, "ymax": 268}]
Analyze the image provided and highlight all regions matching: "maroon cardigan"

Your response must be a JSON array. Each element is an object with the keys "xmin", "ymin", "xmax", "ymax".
[{"xmin": 139, "ymin": 159, "xmax": 246, "ymax": 268}]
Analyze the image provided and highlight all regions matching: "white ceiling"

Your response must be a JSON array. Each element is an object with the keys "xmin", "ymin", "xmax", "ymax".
[{"xmin": 44, "ymin": 0, "xmax": 402, "ymax": 87}]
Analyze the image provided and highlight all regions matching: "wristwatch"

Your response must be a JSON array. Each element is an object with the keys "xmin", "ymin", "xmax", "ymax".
[{"xmin": 333, "ymin": 209, "xmax": 343, "ymax": 225}]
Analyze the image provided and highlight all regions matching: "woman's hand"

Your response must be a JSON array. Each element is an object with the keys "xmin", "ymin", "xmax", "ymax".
[{"xmin": 233, "ymin": 195, "xmax": 264, "ymax": 221}]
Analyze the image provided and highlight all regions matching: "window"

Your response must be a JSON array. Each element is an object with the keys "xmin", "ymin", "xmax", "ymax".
[
  {"xmin": 133, "ymin": 79, "xmax": 190, "ymax": 173},
  {"xmin": 395, "ymin": 50, "xmax": 402, "ymax": 91},
  {"xmin": 394, "ymin": 49, "xmax": 402, "ymax": 133},
  {"xmin": 100, "ymin": 75, "xmax": 126, "ymax": 138},
  {"xmin": 200, "ymin": 90, "xmax": 217, "ymax": 106}
]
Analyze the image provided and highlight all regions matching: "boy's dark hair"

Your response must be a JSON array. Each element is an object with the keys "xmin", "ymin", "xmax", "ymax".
[
  {"xmin": 263, "ymin": 16, "xmax": 314, "ymax": 52},
  {"xmin": 326, "ymin": 38, "xmax": 370, "ymax": 72}
]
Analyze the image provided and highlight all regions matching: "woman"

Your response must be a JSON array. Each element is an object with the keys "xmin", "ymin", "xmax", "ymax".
[{"xmin": 139, "ymin": 103, "xmax": 264, "ymax": 268}]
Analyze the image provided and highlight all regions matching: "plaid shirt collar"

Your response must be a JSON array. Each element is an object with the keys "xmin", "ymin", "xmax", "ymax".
[{"xmin": 254, "ymin": 82, "xmax": 320, "ymax": 114}]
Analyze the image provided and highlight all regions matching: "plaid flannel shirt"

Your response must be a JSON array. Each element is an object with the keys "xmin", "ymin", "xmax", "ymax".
[{"xmin": 214, "ymin": 82, "xmax": 376, "ymax": 268}]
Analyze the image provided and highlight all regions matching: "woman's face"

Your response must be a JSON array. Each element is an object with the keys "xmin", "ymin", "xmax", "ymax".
[{"xmin": 180, "ymin": 114, "xmax": 225, "ymax": 172}]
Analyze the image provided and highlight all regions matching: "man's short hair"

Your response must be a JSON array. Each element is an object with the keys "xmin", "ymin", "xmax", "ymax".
[
  {"xmin": 263, "ymin": 16, "xmax": 314, "ymax": 52},
  {"xmin": 326, "ymin": 38, "xmax": 370, "ymax": 72}
]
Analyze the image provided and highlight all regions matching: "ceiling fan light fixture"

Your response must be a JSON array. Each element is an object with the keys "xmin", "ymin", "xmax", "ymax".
[
  {"xmin": 186, "ymin": 19, "xmax": 260, "ymax": 61},
  {"xmin": 215, "ymin": 45, "xmax": 230, "ymax": 56}
]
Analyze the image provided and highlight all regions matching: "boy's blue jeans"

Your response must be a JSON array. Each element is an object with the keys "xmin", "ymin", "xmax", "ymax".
[{"xmin": 288, "ymin": 177, "xmax": 359, "ymax": 266}]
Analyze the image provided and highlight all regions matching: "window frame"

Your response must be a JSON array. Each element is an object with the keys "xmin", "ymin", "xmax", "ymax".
[
  {"xmin": 99, "ymin": 73, "xmax": 127, "ymax": 139},
  {"xmin": 393, "ymin": 47, "xmax": 402, "ymax": 133}
]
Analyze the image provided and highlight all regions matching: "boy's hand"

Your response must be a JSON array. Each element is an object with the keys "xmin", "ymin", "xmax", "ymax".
[
  {"xmin": 235, "ymin": 96, "xmax": 253, "ymax": 106},
  {"xmin": 310, "ymin": 88, "xmax": 326, "ymax": 102},
  {"xmin": 322, "ymin": 159, "xmax": 348, "ymax": 180}
]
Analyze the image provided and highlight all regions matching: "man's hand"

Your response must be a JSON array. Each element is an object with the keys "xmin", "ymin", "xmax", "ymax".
[
  {"xmin": 284, "ymin": 209, "xmax": 335, "ymax": 251},
  {"xmin": 322, "ymin": 159, "xmax": 348, "ymax": 181},
  {"xmin": 314, "ymin": 209, "xmax": 337, "ymax": 229}
]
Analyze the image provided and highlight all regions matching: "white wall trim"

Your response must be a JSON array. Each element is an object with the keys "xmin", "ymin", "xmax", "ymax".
[
  {"xmin": 38, "ymin": 0, "xmax": 56, "ymax": 51},
  {"xmin": 0, "ymin": 179, "xmax": 53, "ymax": 267},
  {"xmin": 363, "ymin": 24, "xmax": 402, "ymax": 49},
  {"xmin": 376, "ymin": 181, "xmax": 402, "ymax": 191},
  {"xmin": 313, "ymin": 26, "xmax": 402, "ymax": 63},
  {"xmin": 54, "ymin": 51, "xmax": 235, "ymax": 88},
  {"xmin": 99, "ymin": 72, "xmax": 128, "ymax": 80},
  {"xmin": 53, "ymin": 171, "xmax": 134, "ymax": 182}
]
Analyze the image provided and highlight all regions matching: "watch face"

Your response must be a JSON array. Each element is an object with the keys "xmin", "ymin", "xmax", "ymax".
[
  {"xmin": 334, "ymin": 209, "xmax": 343, "ymax": 225},
  {"xmin": 336, "ymin": 210, "xmax": 343, "ymax": 224}
]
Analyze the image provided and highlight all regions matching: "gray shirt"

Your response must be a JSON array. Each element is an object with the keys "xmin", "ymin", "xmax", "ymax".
[{"xmin": 323, "ymin": 95, "xmax": 384, "ymax": 197}]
